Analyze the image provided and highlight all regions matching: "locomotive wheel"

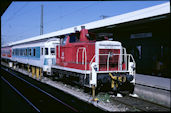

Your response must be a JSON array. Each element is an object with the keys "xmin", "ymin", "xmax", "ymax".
[
  {"xmin": 129, "ymin": 84, "xmax": 135, "ymax": 94},
  {"xmin": 51, "ymin": 75, "xmax": 56, "ymax": 81},
  {"xmin": 58, "ymin": 73, "xmax": 63, "ymax": 80},
  {"xmin": 53, "ymin": 75, "xmax": 59, "ymax": 81},
  {"xmin": 79, "ymin": 75, "xmax": 84, "ymax": 87},
  {"xmin": 112, "ymin": 85, "xmax": 118, "ymax": 96}
]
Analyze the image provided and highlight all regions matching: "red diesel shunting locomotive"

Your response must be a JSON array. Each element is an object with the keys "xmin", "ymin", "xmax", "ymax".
[{"xmin": 52, "ymin": 26, "xmax": 136, "ymax": 95}]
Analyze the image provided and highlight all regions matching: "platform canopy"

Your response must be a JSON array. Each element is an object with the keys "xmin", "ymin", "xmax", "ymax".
[{"xmin": 3, "ymin": 2, "xmax": 170, "ymax": 47}]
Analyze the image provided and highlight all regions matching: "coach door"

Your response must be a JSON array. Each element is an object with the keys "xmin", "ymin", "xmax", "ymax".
[
  {"xmin": 40, "ymin": 47, "xmax": 44, "ymax": 67},
  {"xmin": 50, "ymin": 47, "xmax": 56, "ymax": 65}
]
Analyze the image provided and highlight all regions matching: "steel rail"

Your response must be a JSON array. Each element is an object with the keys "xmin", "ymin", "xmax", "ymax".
[
  {"xmin": 129, "ymin": 94, "xmax": 170, "ymax": 110},
  {"xmin": 1, "ymin": 67, "xmax": 78, "ymax": 112},
  {"xmin": 135, "ymin": 83, "xmax": 171, "ymax": 92},
  {"xmin": 1, "ymin": 76, "xmax": 40, "ymax": 112},
  {"xmin": 111, "ymin": 95, "xmax": 170, "ymax": 112}
]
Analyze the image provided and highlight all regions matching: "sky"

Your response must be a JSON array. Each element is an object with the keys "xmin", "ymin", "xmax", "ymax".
[{"xmin": 1, "ymin": 1, "xmax": 169, "ymax": 45}]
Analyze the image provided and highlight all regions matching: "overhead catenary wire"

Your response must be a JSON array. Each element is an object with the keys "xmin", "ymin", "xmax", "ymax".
[
  {"xmin": 6, "ymin": 2, "xmax": 29, "ymax": 22},
  {"xmin": 3, "ymin": 2, "xmax": 101, "ymax": 44},
  {"xmin": 45, "ymin": 2, "xmax": 100, "ymax": 31}
]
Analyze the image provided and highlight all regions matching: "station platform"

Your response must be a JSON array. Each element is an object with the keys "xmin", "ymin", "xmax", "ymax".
[{"xmin": 135, "ymin": 74, "xmax": 171, "ymax": 90}]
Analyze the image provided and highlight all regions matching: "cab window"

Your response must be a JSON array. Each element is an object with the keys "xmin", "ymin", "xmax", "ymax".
[
  {"xmin": 69, "ymin": 35, "xmax": 77, "ymax": 43},
  {"xmin": 61, "ymin": 36, "xmax": 67, "ymax": 46}
]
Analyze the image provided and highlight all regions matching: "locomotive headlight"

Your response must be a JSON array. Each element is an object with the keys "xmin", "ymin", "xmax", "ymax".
[
  {"xmin": 129, "ymin": 62, "xmax": 133, "ymax": 71},
  {"xmin": 93, "ymin": 64, "xmax": 97, "ymax": 71},
  {"xmin": 130, "ymin": 63, "xmax": 135, "ymax": 71},
  {"xmin": 132, "ymin": 65, "xmax": 136, "ymax": 71}
]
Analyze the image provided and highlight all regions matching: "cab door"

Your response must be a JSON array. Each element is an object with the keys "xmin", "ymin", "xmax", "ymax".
[{"xmin": 60, "ymin": 36, "xmax": 70, "ymax": 64}]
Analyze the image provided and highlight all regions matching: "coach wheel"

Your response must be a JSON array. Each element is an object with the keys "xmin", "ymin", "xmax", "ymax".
[
  {"xmin": 43, "ymin": 72, "xmax": 47, "ymax": 77},
  {"xmin": 16, "ymin": 64, "xmax": 19, "ymax": 70},
  {"xmin": 83, "ymin": 86, "xmax": 90, "ymax": 93}
]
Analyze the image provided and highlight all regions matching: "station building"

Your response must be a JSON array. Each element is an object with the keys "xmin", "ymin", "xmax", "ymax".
[{"xmin": 84, "ymin": 2, "xmax": 170, "ymax": 78}]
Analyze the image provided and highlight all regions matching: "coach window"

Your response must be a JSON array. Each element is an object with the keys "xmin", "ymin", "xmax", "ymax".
[
  {"xmin": 33, "ymin": 48, "xmax": 36, "ymax": 56},
  {"xmin": 29, "ymin": 49, "xmax": 31, "ymax": 56},
  {"xmin": 41, "ymin": 48, "xmax": 43, "ymax": 55},
  {"xmin": 21, "ymin": 49, "xmax": 22, "ymax": 56},
  {"xmin": 23, "ymin": 49, "xmax": 24, "ymax": 56},
  {"xmin": 19, "ymin": 49, "xmax": 21, "ymax": 56},
  {"xmin": 25, "ymin": 49, "xmax": 27, "ymax": 56},
  {"xmin": 21, "ymin": 49, "xmax": 23, "ymax": 56},
  {"xmin": 22, "ymin": 49, "xmax": 24, "ymax": 56},
  {"xmin": 20, "ymin": 49, "xmax": 22, "ymax": 56},
  {"xmin": 16, "ymin": 49, "xmax": 18, "ymax": 55},
  {"xmin": 23, "ymin": 49, "xmax": 25, "ymax": 56},
  {"xmin": 45, "ymin": 48, "xmax": 48, "ymax": 55},
  {"xmin": 22, "ymin": 49, "xmax": 23, "ymax": 56},
  {"xmin": 50, "ymin": 48, "xmax": 55, "ymax": 55}
]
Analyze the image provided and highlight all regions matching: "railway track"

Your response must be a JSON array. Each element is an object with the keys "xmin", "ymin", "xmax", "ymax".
[
  {"xmin": 0, "ymin": 66, "xmax": 104, "ymax": 112},
  {"xmin": 110, "ymin": 94, "xmax": 170, "ymax": 112},
  {"xmin": 1, "ymin": 67, "xmax": 78, "ymax": 112},
  {"xmin": 1, "ymin": 63, "xmax": 170, "ymax": 112}
]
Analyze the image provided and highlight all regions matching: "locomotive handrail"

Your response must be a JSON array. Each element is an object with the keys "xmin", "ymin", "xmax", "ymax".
[
  {"xmin": 76, "ymin": 47, "xmax": 87, "ymax": 79},
  {"xmin": 89, "ymin": 53, "xmax": 135, "ymax": 73},
  {"xmin": 76, "ymin": 47, "xmax": 86, "ymax": 64},
  {"xmin": 122, "ymin": 47, "xmax": 127, "ymax": 70},
  {"xmin": 89, "ymin": 55, "xmax": 96, "ymax": 70},
  {"xmin": 129, "ymin": 54, "xmax": 136, "ymax": 75},
  {"xmin": 107, "ymin": 54, "xmax": 110, "ymax": 71}
]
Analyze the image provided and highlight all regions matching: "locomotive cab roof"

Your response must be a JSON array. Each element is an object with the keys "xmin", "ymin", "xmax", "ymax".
[{"xmin": 61, "ymin": 27, "xmax": 96, "ymax": 46}]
